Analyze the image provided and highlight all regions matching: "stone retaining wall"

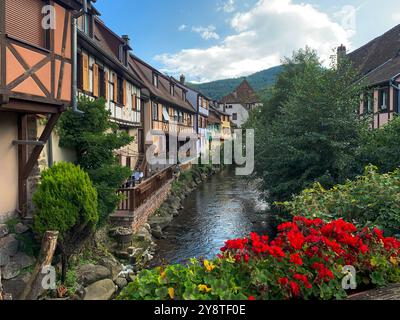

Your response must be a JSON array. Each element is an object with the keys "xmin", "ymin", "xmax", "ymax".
[
  {"xmin": 131, "ymin": 180, "xmax": 173, "ymax": 233},
  {"xmin": 110, "ymin": 179, "xmax": 173, "ymax": 233}
]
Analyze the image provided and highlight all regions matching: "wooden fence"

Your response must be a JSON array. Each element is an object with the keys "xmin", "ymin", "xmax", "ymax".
[{"xmin": 117, "ymin": 165, "xmax": 175, "ymax": 212}]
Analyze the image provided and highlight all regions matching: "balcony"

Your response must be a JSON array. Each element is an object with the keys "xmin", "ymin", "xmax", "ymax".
[
  {"xmin": 222, "ymin": 121, "xmax": 231, "ymax": 129},
  {"xmin": 199, "ymin": 106, "xmax": 209, "ymax": 117},
  {"xmin": 152, "ymin": 121, "xmax": 195, "ymax": 135}
]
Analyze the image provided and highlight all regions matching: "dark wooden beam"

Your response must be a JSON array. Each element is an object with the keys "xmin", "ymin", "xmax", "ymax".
[
  {"xmin": 0, "ymin": 98, "xmax": 63, "ymax": 114},
  {"xmin": 12, "ymin": 140, "xmax": 46, "ymax": 146},
  {"xmin": 23, "ymin": 112, "xmax": 62, "ymax": 180},
  {"xmin": 18, "ymin": 114, "xmax": 28, "ymax": 217}
]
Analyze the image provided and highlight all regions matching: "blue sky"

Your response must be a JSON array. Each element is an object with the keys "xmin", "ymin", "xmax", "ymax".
[{"xmin": 95, "ymin": 0, "xmax": 400, "ymax": 82}]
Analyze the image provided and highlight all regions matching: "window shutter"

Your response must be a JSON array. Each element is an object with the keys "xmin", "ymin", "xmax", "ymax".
[
  {"xmin": 158, "ymin": 104, "xmax": 162, "ymax": 121},
  {"xmin": 93, "ymin": 64, "xmax": 99, "ymax": 97},
  {"xmin": 82, "ymin": 53, "xmax": 90, "ymax": 91},
  {"xmin": 386, "ymin": 88, "xmax": 390, "ymax": 109},
  {"xmin": 132, "ymin": 95, "xmax": 137, "ymax": 111},
  {"xmin": 104, "ymin": 71, "xmax": 109, "ymax": 100},
  {"xmin": 113, "ymin": 74, "xmax": 118, "ymax": 102},
  {"xmin": 123, "ymin": 80, "xmax": 127, "ymax": 106},
  {"xmin": 5, "ymin": 0, "xmax": 45, "ymax": 48}
]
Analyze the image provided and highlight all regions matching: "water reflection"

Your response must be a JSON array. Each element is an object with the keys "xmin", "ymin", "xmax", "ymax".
[{"xmin": 151, "ymin": 168, "xmax": 272, "ymax": 266}]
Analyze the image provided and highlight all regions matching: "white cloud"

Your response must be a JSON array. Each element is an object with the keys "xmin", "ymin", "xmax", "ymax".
[
  {"xmin": 178, "ymin": 24, "xmax": 187, "ymax": 31},
  {"xmin": 157, "ymin": 0, "xmax": 353, "ymax": 82},
  {"xmin": 218, "ymin": 0, "xmax": 236, "ymax": 13},
  {"xmin": 192, "ymin": 25, "xmax": 220, "ymax": 40},
  {"xmin": 392, "ymin": 12, "xmax": 400, "ymax": 22}
]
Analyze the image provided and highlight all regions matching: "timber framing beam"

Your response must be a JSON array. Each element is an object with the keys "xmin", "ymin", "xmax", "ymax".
[
  {"xmin": 12, "ymin": 140, "xmax": 46, "ymax": 146},
  {"xmin": 18, "ymin": 114, "xmax": 28, "ymax": 216},
  {"xmin": 22, "ymin": 112, "xmax": 62, "ymax": 180}
]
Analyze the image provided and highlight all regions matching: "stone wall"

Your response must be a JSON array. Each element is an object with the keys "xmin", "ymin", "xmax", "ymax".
[
  {"xmin": 110, "ymin": 179, "xmax": 173, "ymax": 233},
  {"xmin": 131, "ymin": 181, "xmax": 172, "ymax": 233}
]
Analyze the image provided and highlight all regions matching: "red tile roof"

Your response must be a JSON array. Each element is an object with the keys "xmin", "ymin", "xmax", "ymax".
[{"xmin": 220, "ymin": 79, "xmax": 260, "ymax": 105}]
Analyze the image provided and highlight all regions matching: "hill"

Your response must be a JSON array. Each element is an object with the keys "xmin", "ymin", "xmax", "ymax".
[{"xmin": 187, "ymin": 65, "xmax": 283, "ymax": 101}]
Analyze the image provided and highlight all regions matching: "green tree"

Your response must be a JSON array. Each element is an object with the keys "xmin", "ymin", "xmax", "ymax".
[
  {"xmin": 245, "ymin": 48, "xmax": 366, "ymax": 206},
  {"xmin": 359, "ymin": 116, "xmax": 400, "ymax": 173},
  {"xmin": 58, "ymin": 98, "xmax": 133, "ymax": 225},
  {"xmin": 33, "ymin": 162, "xmax": 98, "ymax": 281}
]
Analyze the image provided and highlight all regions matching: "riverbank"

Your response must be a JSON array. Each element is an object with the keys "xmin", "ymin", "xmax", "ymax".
[
  {"xmin": 48, "ymin": 164, "xmax": 225, "ymax": 300},
  {"xmin": 150, "ymin": 167, "xmax": 271, "ymax": 266}
]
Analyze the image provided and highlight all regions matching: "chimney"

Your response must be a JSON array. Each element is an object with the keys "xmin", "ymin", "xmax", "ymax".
[
  {"xmin": 337, "ymin": 44, "xmax": 347, "ymax": 64},
  {"xmin": 122, "ymin": 35, "xmax": 130, "ymax": 46},
  {"xmin": 180, "ymin": 74, "xmax": 185, "ymax": 85}
]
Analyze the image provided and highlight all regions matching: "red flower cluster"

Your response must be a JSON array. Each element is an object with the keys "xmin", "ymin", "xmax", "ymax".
[{"xmin": 220, "ymin": 216, "xmax": 400, "ymax": 299}]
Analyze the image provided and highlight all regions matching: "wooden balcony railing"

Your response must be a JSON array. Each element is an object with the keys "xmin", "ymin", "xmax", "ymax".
[
  {"xmin": 117, "ymin": 165, "xmax": 175, "ymax": 212},
  {"xmin": 152, "ymin": 121, "xmax": 195, "ymax": 134}
]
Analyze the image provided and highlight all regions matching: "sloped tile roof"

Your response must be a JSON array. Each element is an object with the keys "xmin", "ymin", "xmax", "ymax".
[
  {"xmin": 348, "ymin": 24, "xmax": 400, "ymax": 85},
  {"xmin": 129, "ymin": 55, "xmax": 196, "ymax": 113},
  {"xmin": 220, "ymin": 79, "xmax": 260, "ymax": 105}
]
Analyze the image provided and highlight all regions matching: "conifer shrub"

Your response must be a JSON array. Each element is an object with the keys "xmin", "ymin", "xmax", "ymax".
[{"xmin": 33, "ymin": 162, "xmax": 99, "ymax": 281}]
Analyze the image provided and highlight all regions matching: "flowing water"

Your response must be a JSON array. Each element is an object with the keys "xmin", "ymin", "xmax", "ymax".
[{"xmin": 151, "ymin": 167, "xmax": 274, "ymax": 266}]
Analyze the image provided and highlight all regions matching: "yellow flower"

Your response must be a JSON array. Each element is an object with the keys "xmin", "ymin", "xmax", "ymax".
[
  {"xmin": 390, "ymin": 256, "xmax": 398, "ymax": 266},
  {"xmin": 160, "ymin": 271, "xmax": 167, "ymax": 279},
  {"xmin": 198, "ymin": 284, "xmax": 212, "ymax": 293},
  {"xmin": 168, "ymin": 287, "xmax": 175, "ymax": 299},
  {"xmin": 204, "ymin": 260, "xmax": 216, "ymax": 272}
]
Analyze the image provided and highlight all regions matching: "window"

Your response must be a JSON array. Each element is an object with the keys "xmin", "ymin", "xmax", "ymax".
[
  {"xmin": 117, "ymin": 77, "xmax": 124, "ymax": 104},
  {"xmin": 379, "ymin": 89, "xmax": 389, "ymax": 111},
  {"xmin": 228, "ymin": 105, "xmax": 233, "ymax": 109},
  {"xmin": 162, "ymin": 106, "xmax": 170, "ymax": 122},
  {"xmin": 182, "ymin": 91, "xmax": 186, "ymax": 101},
  {"xmin": 363, "ymin": 93, "xmax": 373, "ymax": 114},
  {"xmin": 99, "ymin": 68, "xmax": 106, "ymax": 98},
  {"xmin": 152, "ymin": 103, "xmax": 158, "ymax": 121},
  {"xmin": 179, "ymin": 111, "xmax": 183, "ymax": 123},
  {"xmin": 170, "ymin": 84, "xmax": 175, "ymax": 96},
  {"xmin": 174, "ymin": 110, "xmax": 179, "ymax": 123},
  {"xmin": 77, "ymin": 52, "xmax": 83, "ymax": 90},
  {"xmin": 77, "ymin": 13, "xmax": 92, "ymax": 36},
  {"xmin": 153, "ymin": 74, "xmax": 158, "ymax": 87},
  {"xmin": 232, "ymin": 113, "xmax": 238, "ymax": 121},
  {"xmin": 136, "ymin": 96, "xmax": 141, "ymax": 112}
]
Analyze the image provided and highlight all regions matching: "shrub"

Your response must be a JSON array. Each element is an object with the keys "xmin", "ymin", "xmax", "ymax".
[
  {"xmin": 58, "ymin": 97, "xmax": 133, "ymax": 225},
  {"xmin": 359, "ymin": 116, "xmax": 400, "ymax": 173},
  {"xmin": 281, "ymin": 165, "xmax": 400, "ymax": 237},
  {"xmin": 33, "ymin": 162, "xmax": 99, "ymax": 281},
  {"xmin": 118, "ymin": 217, "xmax": 400, "ymax": 300}
]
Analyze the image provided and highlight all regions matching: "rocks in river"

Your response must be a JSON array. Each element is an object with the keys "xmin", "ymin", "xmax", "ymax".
[
  {"xmin": 76, "ymin": 264, "xmax": 112, "ymax": 286},
  {"xmin": 83, "ymin": 279, "xmax": 116, "ymax": 301},
  {"xmin": 14, "ymin": 223, "xmax": 29, "ymax": 234},
  {"xmin": 97, "ymin": 256, "xmax": 123, "ymax": 281},
  {"xmin": 148, "ymin": 215, "xmax": 173, "ymax": 231},
  {"xmin": 0, "ymin": 224, "xmax": 9, "ymax": 238},
  {"xmin": 115, "ymin": 277, "xmax": 128, "ymax": 290},
  {"xmin": 151, "ymin": 225, "xmax": 163, "ymax": 239},
  {"xmin": 0, "ymin": 234, "xmax": 19, "ymax": 257},
  {"xmin": 0, "ymin": 249, "xmax": 11, "ymax": 267},
  {"xmin": 2, "ymin": 262, "xmax": 21, "ymax": 280},
  {"xmin": 11, "ymin": 252, "xmax": 35, "ymax": 269}
]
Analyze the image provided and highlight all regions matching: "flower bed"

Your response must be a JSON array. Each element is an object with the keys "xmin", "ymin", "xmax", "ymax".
[{"xmin": 118, "ymin": 217, "xmax": 400, "ymax": 300}]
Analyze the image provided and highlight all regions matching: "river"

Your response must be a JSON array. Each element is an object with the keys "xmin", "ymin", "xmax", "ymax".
[{"xmin": 151, "ymin": 167, "xmax": 273, "ymax": 266}]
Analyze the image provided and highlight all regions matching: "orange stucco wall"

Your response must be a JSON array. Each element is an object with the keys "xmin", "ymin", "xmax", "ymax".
[{"xmin": 0, "ymin": 113, "xmax": 18, "ymax": 222}]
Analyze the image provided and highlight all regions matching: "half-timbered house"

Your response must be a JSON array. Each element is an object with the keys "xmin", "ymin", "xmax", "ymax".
[{"xmin": 0, "ymin": 0, "xmax": 82, "ymax": 221}]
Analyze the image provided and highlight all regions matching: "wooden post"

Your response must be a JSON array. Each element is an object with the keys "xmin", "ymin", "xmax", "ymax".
[
  {"xmin": 0, "ymin": 269, "xmax": 3, "ymax": 300},
  {"xmin": 20, "ymin": 231, "xmax": 59, "ymax": 300}
]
